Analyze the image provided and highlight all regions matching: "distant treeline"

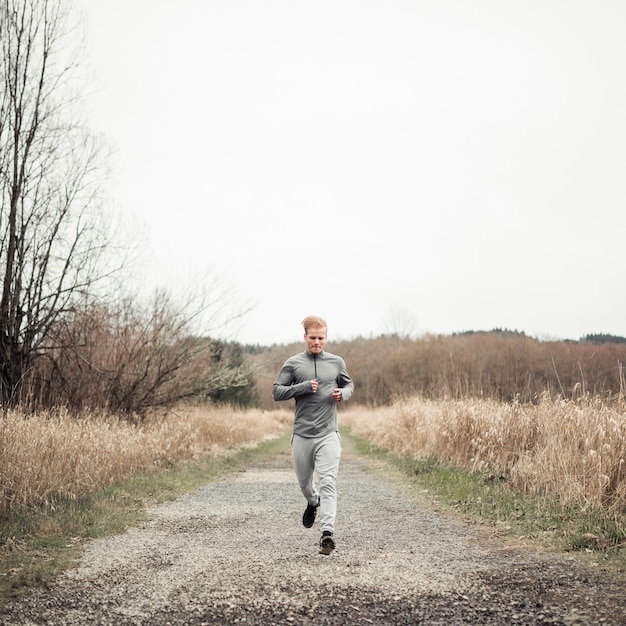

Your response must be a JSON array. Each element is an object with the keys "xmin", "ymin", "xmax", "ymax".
[
  {"xmin": 251, "ymin": 331, "xmax": 626, "ymax": 409},
  {"xmin": 581, "ymin": 333, "xmax": 626, "ymax": 345}
]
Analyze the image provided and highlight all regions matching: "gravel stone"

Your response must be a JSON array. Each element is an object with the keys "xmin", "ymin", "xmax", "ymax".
[{"xmin": 1, "ymin": 444, "xmax": 624, "ymax": 625}]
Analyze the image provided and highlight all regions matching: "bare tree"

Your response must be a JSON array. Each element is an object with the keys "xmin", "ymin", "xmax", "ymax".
[{"xmin": 0, "ymin": 0, "xmax": 116, "ymax": 405}]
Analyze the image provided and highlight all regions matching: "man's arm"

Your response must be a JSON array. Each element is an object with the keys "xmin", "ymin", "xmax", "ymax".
[
  {"xmin": 272, "ymin": 362, "xmax": 315, "ymax": 401},
  {"xmin": 335, "ymin": 358, "xmax": 354, "ymax": 402}
]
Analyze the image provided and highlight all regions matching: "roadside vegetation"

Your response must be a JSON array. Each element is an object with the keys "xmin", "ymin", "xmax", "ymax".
[{"xmin": 0, "ymin": 406, "xmax": 291, "ymax": 517}]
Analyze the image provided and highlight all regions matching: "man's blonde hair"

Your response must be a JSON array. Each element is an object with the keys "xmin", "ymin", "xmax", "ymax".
[{"xmin": 302, "ymin": 315, "xmax": 327, "ymax": 334}]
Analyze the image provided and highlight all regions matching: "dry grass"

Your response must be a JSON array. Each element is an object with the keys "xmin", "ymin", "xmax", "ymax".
[
  {"xmin": 0, "ymin": 406, "xmax": 292, "ymax": 517},
  {"xmin": 341, "ymin": 395, "xmax": 626, "ymax": 519}
]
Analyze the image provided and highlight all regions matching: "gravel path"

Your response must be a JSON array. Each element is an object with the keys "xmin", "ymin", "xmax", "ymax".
[{"xmin": 1, "ymin": 439, "xmax": 625, "ymax": 625}]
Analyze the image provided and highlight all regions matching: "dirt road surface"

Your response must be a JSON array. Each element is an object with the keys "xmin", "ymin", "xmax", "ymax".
[{"xmin": 1, "ymin": 440, "xmax": 625, "ymax": 625}]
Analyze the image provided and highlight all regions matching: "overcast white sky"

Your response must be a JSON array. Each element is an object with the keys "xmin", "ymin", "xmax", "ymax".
[{"xmin": 78, "ymin": 0, "xmax": 626, "ymax": 346}]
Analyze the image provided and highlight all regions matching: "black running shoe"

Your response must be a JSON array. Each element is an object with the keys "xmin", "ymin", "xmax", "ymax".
[
  {"xmin": 302, "ymin": 497, "xmax": 320, "ymax": 528},
  {"xmin": 319, "ymin": 531, "xmax": 335, "ymax": 555}
]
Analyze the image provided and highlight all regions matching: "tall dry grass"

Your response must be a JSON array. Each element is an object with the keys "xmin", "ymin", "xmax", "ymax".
[
  {"xmin": 342, "ymin": 395, "xmax": 626, "ymax": 518},
  {"xmin": 0, "ymin": 406, "xmax": 292, "ymax": 516}
]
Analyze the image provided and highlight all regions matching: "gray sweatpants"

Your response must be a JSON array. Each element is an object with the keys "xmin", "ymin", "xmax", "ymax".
[{"xmin": 291, "ymin": 431, "xmax": 342, "ymax": 535}]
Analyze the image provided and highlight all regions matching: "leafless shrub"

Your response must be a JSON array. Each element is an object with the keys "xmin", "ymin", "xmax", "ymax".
[{"xmin": 30, "ymin": 285, "xmax": 256, "ymax": 415}]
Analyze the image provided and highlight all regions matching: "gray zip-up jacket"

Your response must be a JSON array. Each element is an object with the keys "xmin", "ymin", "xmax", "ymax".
[{"xmin": 272, "ymin": 350, "xmax": 354, "ymax": 438}]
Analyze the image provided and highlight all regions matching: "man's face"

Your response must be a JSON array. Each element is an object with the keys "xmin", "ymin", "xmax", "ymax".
[{"xmin": 305, "ymin": 326, "xmax": 327, "ymax": 354}]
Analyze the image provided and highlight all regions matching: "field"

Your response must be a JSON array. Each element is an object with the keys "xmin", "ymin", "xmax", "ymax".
[{"xmin": 342, "ymin": 395, "xmax": 626, "ymax": 520}]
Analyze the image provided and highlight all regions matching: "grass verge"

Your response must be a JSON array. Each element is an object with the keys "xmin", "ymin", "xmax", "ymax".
[
  {"xmin": 343, "ymin": 428, "xmax": 626, "ymax": 573},
  {"xmin": 0, "ymin": 430, "xmax": 291, "ymax": 603}
]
